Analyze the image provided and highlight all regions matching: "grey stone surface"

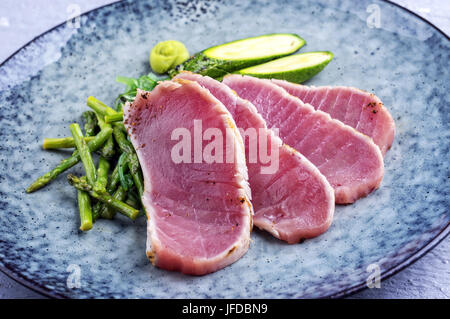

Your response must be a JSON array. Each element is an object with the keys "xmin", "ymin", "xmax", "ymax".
[{"xmin": 0, "ymin": 0, "xmax": 448, "ymax": 299}]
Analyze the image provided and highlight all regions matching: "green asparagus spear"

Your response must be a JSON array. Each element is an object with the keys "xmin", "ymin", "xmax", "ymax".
[
  {"xmin": 94, "ymin": 156, "xmax": 110, "ymax": 192},
  {"xmin": 113, "ymin": 124, "xmax": 144, "ymax": 197},
  {"xmin": 83, "ymin": 120, "xmax": 99, "ymax": 225},
  {"xmin": 104, "ymin": 112, "xmax": 123, "ymax": 124},
  {"xmin": 107, "ymin": 160, "xmax": 123, "ymax": 194},
  {"xmin": 100, "ymin": 186, "xmax": 127, "ymax": 219},
  {"xmin": 118, "ymin": 152, "xmax": 131, "ymax": 191},
  {"xmin": 67, "ymin": 174, "xmax": 139, "ymax": 220},
  {"xmin": 26, "ymin": 127, "xmax": 112, "ymax": 193},
  {"xmin": 80, "ymin": 111, "xmax": 103, "ymax": 222},
  {"xmin": 70, "ymin": 123, "xmax": 97, "ymax": 185},
  {"xmin": 94, "ymin": 104, "xmax": 116, "ymax": 159},
  {"xmin": 91, "ymin": 202, "xmax": 102, "ymax": 222},
  {"xmin": 87, "ymin": 96, "xmax": 118, "ymax": 117},
  {"xmin": 125, "ymin": 190, "xmax": 140, "ymax": 209},
  {"xmin": 91, "ymin": 157, "xmax": 110, "ymax": 221},
  {"xmin": 77, "ymin": 179, "xmax": 93, "ymax": 231},
  {"xmin": 86, "ymin": 96, "xmax": 117, "ymax": 162},
  {"xmin": 115, "ymin": 122, "xmax": 127, "ymax": 134},
  {"xmin": 129, "ymin": 162, "xmax": 144, "ymax": 198},
  {"xmin": 82, "ymin": 111, "xmax": 98, "ymax": 137},
  {"xmin": 124, "ymin": 173, "xmax": 134, "ymax": 189},
  {"xmin": 96, "ymin": 159, "xmax": 126, "ymax": 220},
  {"xmin": 42, "ymin": 136, "xmax": 95, "ymax": 149},
  {"xmin": 113, "ymin": 124, "xmax": 135, "ymax": 154}
]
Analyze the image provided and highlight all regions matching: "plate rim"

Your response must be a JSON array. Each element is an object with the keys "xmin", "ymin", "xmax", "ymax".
[{"xmin": 0, "ymin": 0, "xmax": 448, "ymax": 299}]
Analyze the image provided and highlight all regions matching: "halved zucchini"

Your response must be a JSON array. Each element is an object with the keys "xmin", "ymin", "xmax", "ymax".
[
  {"xmin": 168, "ymin": 34, "xmax": 305, "ymax": 78},
  {"xmin": 236, "ymin": 51, "xmax": 333, "ymax": 83}
]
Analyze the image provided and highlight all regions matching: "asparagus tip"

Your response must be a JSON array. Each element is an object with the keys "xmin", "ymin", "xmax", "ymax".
[
  {"xmin": 67, "ymin": 174, "xmax": 76, "ymax": 185},
  {"xmin": 26, "ymin": 182, "xmax": 41, "ymax": 193}
]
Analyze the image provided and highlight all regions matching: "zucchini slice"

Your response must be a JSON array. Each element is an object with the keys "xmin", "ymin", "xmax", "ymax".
[
  {"xmin": 168, "ymin": 34, "xmax": 305, "ymax": 78},
  {"xmin": 236, "ymin": 51, "xmax": 333, "ymax": 83}
]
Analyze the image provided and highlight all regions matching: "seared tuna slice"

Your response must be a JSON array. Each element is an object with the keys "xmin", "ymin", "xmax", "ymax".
[
  {"xmin": 223, "ymin": 75, "xmax": 384, "ymax": 204},
  {"xmin": 175, "ymin": 72, "xmax": 334, "ymax": 243},
  {"xmin": 123, "ymin": 80, "xmax": 252, "ymax": 275},
  {"xmin": 272, "ymin": 80, "xmax": 395, "ymax": 155}
]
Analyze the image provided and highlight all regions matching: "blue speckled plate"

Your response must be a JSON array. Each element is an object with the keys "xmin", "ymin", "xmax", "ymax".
[{"xmin": 0, "ymin": 0, "xmax": 448, "ymax": 298}]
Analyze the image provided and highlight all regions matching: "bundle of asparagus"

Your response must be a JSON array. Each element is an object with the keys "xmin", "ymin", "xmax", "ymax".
[{"xmin": 26, "ymin": 73, "xmax": 161, "ymax": 231}]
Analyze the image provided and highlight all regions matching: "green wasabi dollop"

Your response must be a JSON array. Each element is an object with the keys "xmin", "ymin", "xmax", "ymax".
[{"xmin": 150, "ymin": 40, "xmax": 190, "ymax": 74}]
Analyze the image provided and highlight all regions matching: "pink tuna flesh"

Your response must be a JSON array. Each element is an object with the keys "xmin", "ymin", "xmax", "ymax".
[
  {"xmin": 223, "ymin": 75, "xmax": 384, "ymax": 204},
  {"xmin": 175, "ymin": 72, "xmax": 335, "ymax": 243},
  {"xmin": 123, "ymin": 80, "xmax": 252, "ymax": 275},
  {"xmin": 272, "ymin": 80, "xmax": 395, "ymax": 156}
]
